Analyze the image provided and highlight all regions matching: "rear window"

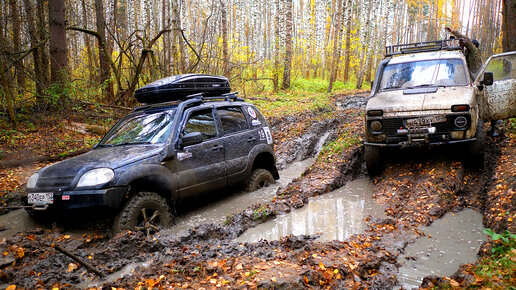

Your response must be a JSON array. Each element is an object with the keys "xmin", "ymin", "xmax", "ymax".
[{"xmin": 217, "ymin": 107, "xmax": 248, "ymax": 134}]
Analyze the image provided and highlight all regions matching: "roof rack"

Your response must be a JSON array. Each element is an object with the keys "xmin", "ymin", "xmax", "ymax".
[
  {"xmin": 132, "ymin": 91, "xmax": 244, "ymax": 112},
  {"xmin": 385, "ymin": 39, "xmax": 463, "ymax": 57}
]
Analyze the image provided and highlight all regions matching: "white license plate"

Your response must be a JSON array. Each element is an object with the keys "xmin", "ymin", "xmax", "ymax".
[
  {"xmin": 28, "ymin": 193, "xmax": 54, "ymax": 204},
  {"xmin": 405, "ymin": 115, "xmax": 446, "ymax": 127}
]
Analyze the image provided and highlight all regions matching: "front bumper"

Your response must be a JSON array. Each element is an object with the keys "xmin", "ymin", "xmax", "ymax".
[
  {"xmin": 364, "ymin": 138, "xmax": 476, "ymax": 147},
  {"xmin": 24, "ymin": 187, "xmax": 128, "ymax": 210}
]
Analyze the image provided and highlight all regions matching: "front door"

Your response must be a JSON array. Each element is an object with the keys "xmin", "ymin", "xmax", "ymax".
[
  {"xmin": 475, "ymin": 51, "xmax": 516, "ymax": 121},
  {"xmin": 175, "ymin": 109, "xmax": 226, "ymax": 197}
]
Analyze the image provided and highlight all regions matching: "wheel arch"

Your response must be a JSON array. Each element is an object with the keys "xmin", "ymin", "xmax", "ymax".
[{"xmin": 250, "ymin": 150, "xmax": 279, "ymax": 180}]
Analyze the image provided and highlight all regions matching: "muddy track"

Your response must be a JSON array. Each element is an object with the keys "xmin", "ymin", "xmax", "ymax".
[{"xmin": 0, "ymin": 93, "xmax": 513, "ymax": 288}]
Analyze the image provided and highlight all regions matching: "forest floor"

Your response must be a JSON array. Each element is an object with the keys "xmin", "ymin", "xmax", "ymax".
[{"xmin": 0, "ymin": 91, "xmax": 514, "ymax": 288}]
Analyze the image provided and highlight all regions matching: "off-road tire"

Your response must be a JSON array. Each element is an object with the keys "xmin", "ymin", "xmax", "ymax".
[
  {"xmin": 245, "ymin": 169, "xmax": 274, "ymax": 192},
  {"xmin": 113, "ymin": 192, "xmax": 173, "ymax": 235},
  {"xmin": 365, "ymin": 145, "xmax": 384, "ymax": 176},
  {"xmin": 465, "ymin": 119, "xmax": 485, "ymax": 168}
]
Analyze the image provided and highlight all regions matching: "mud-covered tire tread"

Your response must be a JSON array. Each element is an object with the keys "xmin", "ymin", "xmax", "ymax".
[
  {"xmin": 365, "ymin": 145, "xmax": 384, "ymax": 176},
  {"xmin": 245, "ymin": 169, "xmax": 275, "ymax": 192},
  {"xmin": 113, "ymin": 191, "xmax": 173, "ymax": 234},
  {"xmin": 465, "ymin": 119, "xmax": 485, "ymax": 168}
]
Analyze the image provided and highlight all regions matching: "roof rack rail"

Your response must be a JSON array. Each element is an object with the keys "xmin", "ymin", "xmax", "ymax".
[
  {"xmin": 385, "ymin": 39, "xmax": 463, "ymax": 57},
  {"xmin": 132, "ymin": 91, "xmax": 244, "ymax": 112}
]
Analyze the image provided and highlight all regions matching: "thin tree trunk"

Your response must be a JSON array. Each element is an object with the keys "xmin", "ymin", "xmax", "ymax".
[
  {"xmin": 220, "ymin": 0, "xmax": 229, "ymax": 78},
  {"xmin": 343, "ymin": 0, "xmax": 352, "ymax": 83},
  {"xmin": 273, "ymin": 0, "xmax": 280, "ymax": 91},
  {"xmin": 281, "ymin": 0, "xmax": 293, "ymax": 89},
  {"xmin": 37, "ymin": 0, "xmax": 50, "ymax": 89},
  {"xmin": 328, "ymin": 0, "xmax": 343, "ymax": 92},
  {"xmin": 9, "ymin": 0, "xmax": 24, "ymax": 99},
  {"xmin": 95, "ymin": 0, "xmax": 113, "ymax": 101},
  {"xmin": 81, "ymin": 0, "xmax": 94, "ymax": 80}
]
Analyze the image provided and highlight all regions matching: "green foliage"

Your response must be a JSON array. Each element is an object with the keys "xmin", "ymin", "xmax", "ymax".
[
  {"xmin": 474, "ymin": 228, "xmax": 516, "ymax": 287},
  {"xmin": 507, "ymin": 118, "xmax": 516, "ymax": 134},
  {"xmin": 253, "ymin": 206, "xmax": 268, "ymax": 220}
]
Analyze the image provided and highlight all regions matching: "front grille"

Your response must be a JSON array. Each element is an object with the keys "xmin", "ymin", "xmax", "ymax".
[
  {"xmin": 36, "ymin": 176, "xmax": 75, "ymax": 189},
  {"xmin": 381, "ymin": 115, "xmax": 468, "ymax": 136}
]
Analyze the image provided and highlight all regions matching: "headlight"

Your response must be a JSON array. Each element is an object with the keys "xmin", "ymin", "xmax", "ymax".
[
  {"xmin": 370, "ymin": 120, "xmax": 383, "ymax": 132},
  {"xmin": 26, "ymin": 173, "xmax": 39, "ymax": 189},
  {"xmin": 77, "ymin": 168, "xmax": 114, "ymax": 188}
]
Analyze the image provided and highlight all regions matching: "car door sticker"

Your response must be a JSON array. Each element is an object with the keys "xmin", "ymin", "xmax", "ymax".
[
  {"xmin": 247, "ymin": 107, "xmax": 257, "ymax": 119},
  {"xmin": 252, "ymin": 119, "xmax": 262, "ymax": 126},
  {"xmin": 258, "ymin": 130, "xmax": 266, "ymax": 140},
  {"xmin": 263, "ymin": 127, "xmax": 273, "ymax": 144},
  {"xmin": 177, "ymin": 151, "xmax": 192, "ymax": 161}
]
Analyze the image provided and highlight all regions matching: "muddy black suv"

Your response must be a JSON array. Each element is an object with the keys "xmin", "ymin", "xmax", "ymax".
[
  {"xmin": 24, "ymin": 74, "xmax": 279, "ymax": 234},
  {"xmin": 364, "ymin": 40, "xmax": 516, "ymax": 173}
]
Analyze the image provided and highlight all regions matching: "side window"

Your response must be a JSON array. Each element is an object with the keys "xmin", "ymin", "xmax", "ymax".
[
  {"xmin": 183, "ymin": 110, "xmax": 217, "ymax": 141},
  {"xmin": 218, "ymin": 107, "xmax": 248, "ymax": 134},
  {"xmin": 486, "ymin": 54, "xmax": 516, "ymax": 81}
]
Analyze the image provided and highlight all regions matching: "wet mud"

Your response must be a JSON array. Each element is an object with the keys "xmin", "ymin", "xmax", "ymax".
[{"xmin": 0, "ymin": 93, "xmax": 513, "ymax": 289}]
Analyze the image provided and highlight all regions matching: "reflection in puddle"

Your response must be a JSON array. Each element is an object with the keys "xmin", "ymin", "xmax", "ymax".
[
  {"xmin": 162, "ymin": 158, "xmax": 315, "ymax": 237},
  {"xmin": 397, "ymin": 209, "xmax": 486, "ymax": 289},
  {"xmin": 235, "ymin": 178, "xmax": 386, "ymax": 243}
]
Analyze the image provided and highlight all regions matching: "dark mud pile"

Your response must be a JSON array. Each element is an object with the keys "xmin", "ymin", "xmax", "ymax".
[{"xmin": 0, "ymin": 93, "xmax": 513, "ymax": 289}]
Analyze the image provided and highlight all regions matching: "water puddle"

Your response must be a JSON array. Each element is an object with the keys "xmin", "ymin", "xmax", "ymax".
[
  {"xmin": 235, "ymin": 178, "xmax": 386, "ymax": 243},
  {"xmin": 0, "ymin": 209, "xmax": 43, "ymax": 240},
  {"xmin": 162, "ymin": 158, "xmax": 315, "ymax": 237},
  {"xmin": 396, "ymin": 209, "xmax": 486, "ymax": 289},
  {"xmin": 78, "ymin": 260, "xmax": 151, "ymax": 288}
]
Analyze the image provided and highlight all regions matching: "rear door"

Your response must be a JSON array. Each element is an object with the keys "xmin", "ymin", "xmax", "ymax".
[
  {"xmin": 216, "ymin": 106, "xmax": 253, "ymax": 183},
  {"xmin": 475, "ymin": 52, "xmax": 516, "ymax": 120},
  {"xmin": 175, "ymin": 108, "xmax": 226, "ymax": 197}
]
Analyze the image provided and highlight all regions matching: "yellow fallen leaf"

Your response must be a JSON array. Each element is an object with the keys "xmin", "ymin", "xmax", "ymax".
[
  {"xmin": 235, "ymin": 264, "xmax": 243, "ymax": 270},
  {"xmin": 67, "ymin": 263, "xmax": 78, "ymax": 272},
  {"xmin": 6, "ymin": 285, "xmax": 16, "ymax": 290}
]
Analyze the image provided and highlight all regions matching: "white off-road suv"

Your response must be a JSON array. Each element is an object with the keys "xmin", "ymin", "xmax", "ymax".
[{"xmin": 364, "ymin": 40, "xmax": 516, "ymax": 173}]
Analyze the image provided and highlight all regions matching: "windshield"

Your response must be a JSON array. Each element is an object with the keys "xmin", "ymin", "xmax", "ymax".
[
  {"xmin": 379, "ymin": 59, "xmax": 468, "ymax": 91},
  {"xmin": 99, "ymin": 111, "xmax": 175, "ymax": 146}
]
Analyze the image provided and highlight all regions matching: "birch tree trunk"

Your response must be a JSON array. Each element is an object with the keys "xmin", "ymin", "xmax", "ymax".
[
  {"xmin": 281, "ymin": 0, "xmax": 293, "ymax": 89},
  {"xmin": 95, "ymin": 0, "xmax": 113, "ymax": 100},
  {"xmin": 220, "ymin": 0, "xmax": 229, "ymax": 78},
  {"xmin": 328, "ymin": 0, "xmax": 344, "ymax": 92}
]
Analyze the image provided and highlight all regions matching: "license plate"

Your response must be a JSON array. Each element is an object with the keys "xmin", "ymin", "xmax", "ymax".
[
  {"xmin": 405, "ymin": 115, "xmax": 446, "ymax": 127},
  {"xmin": 28, "ymin": 193, "xmax": 54, "ymax": 204}
]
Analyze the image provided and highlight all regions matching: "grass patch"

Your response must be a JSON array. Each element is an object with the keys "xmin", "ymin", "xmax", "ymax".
[{"xmin": 318, "ymin": 131, "xmax": 361, "ymax": 164}]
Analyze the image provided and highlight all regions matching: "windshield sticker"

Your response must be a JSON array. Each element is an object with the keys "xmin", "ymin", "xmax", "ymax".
[
  {"xmin": 177, "ymin": 151, "xmax": 192, "ymax": 161},
  {"xmin": 263, "ymin": 127, "xmax": 273, "ymax": 144},
  {"xmin": 247, "ymin": 107, "xmax": 257, "ymax": 119},
  {"xmin": 252, "ymin": 119, "xmax": 262, "ymax": 126},
  {"xmin": 258, "ymin": 130, "xmax": 266, "ymax": 140}
]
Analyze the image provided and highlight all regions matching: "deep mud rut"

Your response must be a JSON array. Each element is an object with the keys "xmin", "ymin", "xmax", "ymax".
[{"xmin": 0, "ymin": 92, "xmax": 513, "ymax": 289}]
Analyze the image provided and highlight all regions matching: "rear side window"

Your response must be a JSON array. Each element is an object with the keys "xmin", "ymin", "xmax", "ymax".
[
  {"xmin": 218, "ymin": 107, "xmax": 248, "ymax": 134},
  {"xmin": 183, "ymin": 110, "xmax": 217, "ymax": 140}
]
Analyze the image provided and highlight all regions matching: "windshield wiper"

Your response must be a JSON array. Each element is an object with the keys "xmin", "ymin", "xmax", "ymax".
[
  {"xmin": 113, "ymin": 141, "xmax": 153, "ymax": 146},
  {"xmin": 97, "ymin": 144, "xmax": 114, "ymax": 147}
]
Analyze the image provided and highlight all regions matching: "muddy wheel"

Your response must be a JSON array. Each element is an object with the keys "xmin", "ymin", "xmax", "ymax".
[
  {"xmin": 365, "ymin": 145, "xmax": 384, "ymax": 175},
  {"xmin": 245, "ymin": 169, "xmax": 275, "ymax": 192},
  {"xmin": 113, "ymin": 192, "xmax": 173, "ymax": 235},
  {"xmin": 465, "ymin": 119, "xmax": 485, "ymax": 168}
]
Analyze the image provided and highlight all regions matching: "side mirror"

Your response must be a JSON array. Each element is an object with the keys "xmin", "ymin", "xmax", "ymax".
[
  {"xmin": 481, "ymin": 72, "xmax": 494, "ymax": 86},
  {"xmin": 180, "ymin": 132, "xmax": 203, "ymax": 147}
]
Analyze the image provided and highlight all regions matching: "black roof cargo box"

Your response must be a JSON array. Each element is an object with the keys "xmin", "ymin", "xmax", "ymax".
[{"xmin": 134, "ymin": 74, "xmax": 231, "ymax": 104}]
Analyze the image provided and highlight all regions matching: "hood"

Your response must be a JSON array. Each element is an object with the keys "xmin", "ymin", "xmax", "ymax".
[
  {"xmin": 367, "ymin": 86, "xmax": 475, "ymax": 114},
  {"xmin": 38, "ymin": 144, "xmax": 164, "ymax": 181}
]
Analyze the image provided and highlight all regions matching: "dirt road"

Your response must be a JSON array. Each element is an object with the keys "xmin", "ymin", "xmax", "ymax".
[{"xmin": 0, "ymin": 92, "xmax": 513, "ymax": 288}]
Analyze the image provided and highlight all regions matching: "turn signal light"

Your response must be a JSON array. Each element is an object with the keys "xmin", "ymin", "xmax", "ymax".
[
  {"xmin": 451, "ymin": 105, "xmax": 470, "ymax": 112},
  {"xmin": 367, "ymin": 110, "xmax": 383, "ymax": 117}
]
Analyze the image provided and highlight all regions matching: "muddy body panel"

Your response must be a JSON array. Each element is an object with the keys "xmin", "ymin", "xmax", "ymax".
[{"xmin": 475, "ymin": 51, "xmax": 516, "ymax": 121}]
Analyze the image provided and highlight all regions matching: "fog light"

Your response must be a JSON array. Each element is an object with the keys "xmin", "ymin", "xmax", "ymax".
[
  {"xmin": 454, "ymin": 116, "xmax": 468, "ymax": 128},
  {"xmin": 370, "ymin": 120, "xmax": 383, "ymax": 132}
]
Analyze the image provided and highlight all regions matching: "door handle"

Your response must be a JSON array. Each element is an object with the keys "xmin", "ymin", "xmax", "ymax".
[
  {"xmin": 212, "ymin": 144, "xmax": 223, "ymax": 151},
  {"xmin": 247, "ymin": 136, "xmax": 256, "ymax": 142}
]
